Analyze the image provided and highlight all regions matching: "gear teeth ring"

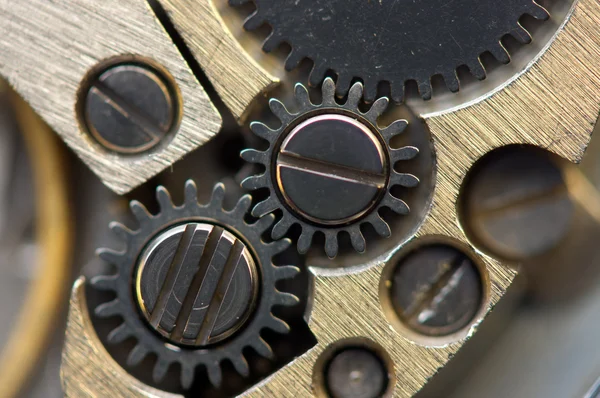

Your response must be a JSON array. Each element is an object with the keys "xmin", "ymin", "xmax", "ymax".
[
  {"xmin": 91, "ymin": 181, "xmax": 300, "ymax": 389},
  {"xmin": 229, "ymin": 0, "xmax": 549, "ymax": 101},
  {"xmin": 241, "ymin": 78, "xmax": 419, "ymax": 258}
]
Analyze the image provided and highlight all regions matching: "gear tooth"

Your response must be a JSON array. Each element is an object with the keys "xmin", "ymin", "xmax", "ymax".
[
  {"xmin": 285, "ymin": 48, "xmax": 304, "ymax": 71},
  {"xmin": 233, "ymin": 194, "xmax": 253, "ymax": 217},
  {"xmin": 510, "ymin": 24, "xmax": 532, "ymax": 44},
  {"xmin": 250, "ymin": 121, "xmax": 278, "ymax": 144},
  {"xmin": 381, "ymin": 120, "xmax": 408, "ymax": 142},
  {"xmin": 272, "ymin": 217, "xmax": 293, "ymax": 240},
  {"xmin": 180, "ymin": 363, "xmax": 196, "ymax": 389},
  {"xmin": 349, "ymin": 228, "xmax": 366, "ymax": 253},
  {"xmin": 109, "ymin": 222, "xmax": 133, "ymax": 242},
  {"xmin": 130, "ymin": 200, "xmax": 151, "ymax": 225},
  {"xmin": 390, "ymin": 146, "xmax": 419, "ymax": 163},
  {"xmin": 97, "ymin": 248, "xmax": 124, "ymax": 266},
  {"xmin": 392, "ymin": 171, "xmax": 420, "ymax": 188},
  {"xmin": 297, "ymin": 228, "xmax": 315, "ymax": 254},
  {"xmin": 107, "ymin": 323, "xmax": 132, "ymax": 344},
  {"xmin": 156, "ymin": 186, "xmax": 173, "ymax": 212},
  {"xmin": 308, "ymin": 62, "xmax": 328, "ymax": 87},
  {"xmin": 275, "ymin": 265, "xmax": 300, "ymax": 281},
  {"xmin": 275, "ymin": 291, "xmax": 300, "ymax": 306},
  {"xmin": 206, "ymin": 364, "xmax": 223, "ymax": 387},
  {"xmin": 241, "ymin": 174, "xmax": 268, "ymax": 191},
  {"xmin": 346, "ymin": 81, "xmax": 364, "ymax": 110},
  {"xmin": 443, "ymin": 71, "xmax": 460, "ymax": 93},
  {"xmin": 269, "ymin": 237, "xmax": 292, "ymax": 254},
  {"xmin": 324, "ymin": 231, "xmax": 339, "ymax": 259},
  {"xmin": 240, "ymin": 148, "xmax": 268, "ymax": 165},
  {"xmin": 335, "ymin": 74, "xmax": 352, "ymax": 98},
  {"xmin": 152, "ymin": 359, "xmax": 171, "ymax": 383},
  {"xmin": 370, "ymin": 214, "xmax": 391, "ymax": 238},
  {"xmin": 269, "ymin": 98, "xmax": 293, "ymax": 124},
  {"xmin": 252, "ymin": 197, "xmax": 279, "ymax": 218},
  {"xmin": 209, "ymin": 183, "xmax": 227, "ymax": 209},
  {"xmin": 364, "ymin": 96, "xmax": 389, "ymax": 124},
  {"xmin": 294, "ymin": 83, "xmax": 312, "ymax": 109},
  {"xmin": 267, "ymin": 315, "xmax": 291, "ymax": 334},
  {"xmin": 251, "ymin": 337, "xmax": 274, "ymax": 359},
  {"xmin": 95, "ymin": 299, "xmax": 121, "ymax": 318},
  {"xmin": 184, "ymin": 180, "xmax": 199, "ymax": 205},
  {"xmin": 489, "ymin": 43, "xmax": 510, "ymax": 64},
  {"xmin": 254, "ymin": 213, "xmax": 276, "ymax": 231},
  {"xmin": 417, "ymin": 79, "xmax": 432, "ymax": 100},
  {"xmin": 321, "ymin": 77, "xmax": 336, "ymax": 106},
  {"xmin": 390, "ymin": 81, "xmax": 406, "ymax": 104},
  {"xmin": 262, "ymin": 31, "xmax": 283, "ymax": 52},
  {"xmin": 467, "ymin": 60, "xmax": 487, "ymax": 80},
  {"xmin": 90, "ymin": 274, "xmax": 118, "ymax": 291},
  {"xmin": 529, "ymin": 2, "xmax": 550, "ymax": 20},
  {"xmin": 244, "ymin": 11, "xmax": 264, "ymax": 31},
  {"xmin": 383, "ymin": 195, "xmax": 410, "ymax": 215},
  {"xmin": 232, "ymin": 355, "xmax": 250, "ymax": 377},
  {"xmin": 127, "ymin": 344, "xmax": 149, "ymax": 367}
]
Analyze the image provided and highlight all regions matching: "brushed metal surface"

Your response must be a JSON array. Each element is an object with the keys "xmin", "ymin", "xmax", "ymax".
[
  {"xmin": 59, "ymin": 0, "xmax": 600, "ymax": 397},
  {"xmin": 0, "ymin": 0, "xmax": 222, "ymax": 194}
]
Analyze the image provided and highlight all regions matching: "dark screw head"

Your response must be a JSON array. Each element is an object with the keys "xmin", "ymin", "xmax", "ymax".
[
  {"xmin": 135, "ymin": 223, "xmax": 258, "ymax": 347},
  {"xmin": 82, "ymin": 62, "xmax": 177, "ymax": 154},
  {"xmin": 276, "ymin": 114, "xmax": 387, "ymax": 225},
  {"xmin": 463, "ymin": 146, "xmax": 573, "ymax": 260},
  {"xmin": 390, "ymin": 243, "xmax": 483, "ymax": 337},
  {"xmin": 325, "ymin": 347, "xmax": 389, "ymax": 398}
]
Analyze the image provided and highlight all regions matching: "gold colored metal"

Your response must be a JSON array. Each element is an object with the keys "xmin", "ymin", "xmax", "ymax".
[
  {"xmin": 0, "ymin": 0, "xmax": 222, "ymax": 195},
  {"xmin": 62, "ymin": 277, "xmax": 184, "ymax": 398},
  {"xmin": 59, "ymin": 0, "xmax": 600, "ymax": 397},
  {"xmin": 242, "ymin": 2, "xmax": 600, "ymax": 397},
  {"xmin": 0, "ymin": 88, "xmax": 73, "ymax": 398},
  {"xmin": 159, "ymin": 0, "xmax": 279, "ymax": 121}
]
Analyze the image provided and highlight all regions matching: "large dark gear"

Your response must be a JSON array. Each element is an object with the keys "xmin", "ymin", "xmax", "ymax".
[
  {"xmin": 91, "ymin": 181, "xmax": 300, "ymax": 389},
  {"xmin": 241, "ymin": 77, "xmax": 419, "ymax": 258},
  {"xmin": 229, "ymin": 0, "xmax": 550, "ymax": 101}
]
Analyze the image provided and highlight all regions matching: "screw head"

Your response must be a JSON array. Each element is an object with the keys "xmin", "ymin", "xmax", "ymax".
[
  {"xmin": 82, "ymin": 62, "xmax": 177, "ymax": 154},
  {"xmin": 462, "ymin": 146, "xmax": 573, "ymax": 260},
  {"xmin": 390, "ymin": 243, "xmax": 483, "ymax": 337},
  {"xmin": 135, "ymin": 223, "xmax": 259, "ymax": 347},
  {"xmin": 325, "ymin": 347, "xmax": 389, "ymax": 398},
  {"xmin": 275, "ymin": 114, "xmax": 387, "ymax": 225}
]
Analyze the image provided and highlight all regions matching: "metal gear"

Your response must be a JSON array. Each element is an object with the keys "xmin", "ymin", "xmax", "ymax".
[
  {"xmin": 229, "ymin": 0, "xmax": 549, "ymax": 101},
  {"xmin": 91, "ymin": 181, "xmax": 300, "ymax": 389},
  {"xmin": 241, "ymin": 77, "xmax": 419, "ymax": 258}
]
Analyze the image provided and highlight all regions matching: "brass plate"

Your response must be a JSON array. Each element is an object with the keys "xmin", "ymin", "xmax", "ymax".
[
  {"xmin": 159, "ymin": 0, "xmax": 279, "ymax": 121},
  {"xmin": 0, "ymin": 0, "xmax": 222, "ymax": 194},
  {"xmin": 61, "ymin": 277, "xmax": 184, "ymax": 398}
]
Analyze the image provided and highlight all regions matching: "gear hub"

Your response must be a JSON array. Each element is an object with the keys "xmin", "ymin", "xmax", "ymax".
[
  {"xmin": 92, "ymin": 181, "xmax": 300, "ymax": 389},
  {"xmin": 230, "ymin": 0, "xmax": 549, "ymax": 101},
  {"xmin": 135, "ymin": 223, "xmax": 259, "ymax": 347},
  {"xmin": 241, "ymin": 78, "xmax": 420, "ymax": 258}
]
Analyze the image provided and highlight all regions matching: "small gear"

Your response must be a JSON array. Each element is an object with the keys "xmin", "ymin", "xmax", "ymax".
[
  {"xmin": 229, "ymin": 0, "xmax": 549, "ymax": 101},
  {"xmin": 91, "ymin": 181, "xmax": 300, "ymax": 389},
  {"xmin": 241, "ymin": 77, "xmax": 419, "ymax": 258}
]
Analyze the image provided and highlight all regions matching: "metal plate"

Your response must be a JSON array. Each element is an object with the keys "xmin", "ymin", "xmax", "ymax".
[{"xmin": 0, "ymin": 0, "xmax": 222, "ymax": 194}]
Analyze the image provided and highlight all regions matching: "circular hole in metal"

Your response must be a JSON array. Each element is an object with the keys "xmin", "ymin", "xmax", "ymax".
[
  {"xmin": 380, "ymin": 237, "xmax": 489, "ymax": 346},
  {"xmin": 313, "ymin": 338, "xmax": 395, "ymax": 398},
  {"xmin": 459, "ymin": 145, "xmax": 573, "ymax": 262},
  {"xmin": 77, "ymin": 55, "xmax": 182, "ymax": 155}
]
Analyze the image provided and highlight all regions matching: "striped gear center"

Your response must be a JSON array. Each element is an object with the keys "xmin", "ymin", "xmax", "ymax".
[{"xmin": 135, "ymin": 223, "xmax": 258, "ymax": 347}]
